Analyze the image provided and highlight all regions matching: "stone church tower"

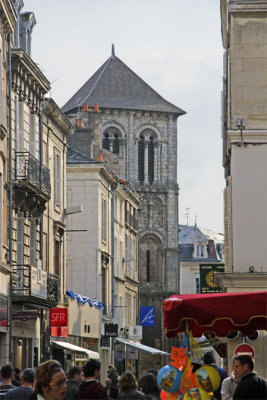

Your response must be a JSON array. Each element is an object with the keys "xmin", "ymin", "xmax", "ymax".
[{"xmin": 62, "ymin": 46, "xmax": 185, "ymax": 359}]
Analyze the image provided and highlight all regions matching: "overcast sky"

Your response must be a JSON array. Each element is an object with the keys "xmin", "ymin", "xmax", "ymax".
[{"xmin": 23, "ymin": 0, "xmax": 225, "ymax": 233}]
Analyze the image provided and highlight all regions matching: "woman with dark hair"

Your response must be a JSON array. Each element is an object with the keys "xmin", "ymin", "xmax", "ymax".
[
  {"xmin": 31, "ymin": 360, "xmax": 66, "ymax": 400},
  {"xmin": 140, "ymin": 373, "xmax": 161, "ymax": 400},
  {"xmin": 117, "ymin": 371, "xmax": 144, "ymax": 399}
]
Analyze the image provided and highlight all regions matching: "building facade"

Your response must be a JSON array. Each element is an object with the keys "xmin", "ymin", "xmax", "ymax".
[
  {"xmin": 62, "ymin": 48, "xmax": 185, "ymax": 365},
  {"xmin": 0, "ymin": 0, "xmax": 74, "ymax": 367},
  {"xmin": 66, "ymin": 118, "xmax": 140, "ymax": 377},
  {"xmin": 179, "ymin": 224, "xmax": 224, "ymax": 294},
  {"xmin": 0, "ymin": 0, "xmax": 17, "ymax": 365},
  {"xmin": 218, "ymin": 0, "xmax": 267, "ymax": 376}
]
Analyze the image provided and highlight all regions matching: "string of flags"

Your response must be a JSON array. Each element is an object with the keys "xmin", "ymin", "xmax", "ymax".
[{"xmin": 66, "ymin": 290, "xmax": 104, "ymax": 309}]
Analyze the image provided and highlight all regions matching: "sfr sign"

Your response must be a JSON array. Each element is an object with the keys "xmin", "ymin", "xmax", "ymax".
[{"xmin": 49, "ymin": 308, "xmax": 68, "ymax": 327}]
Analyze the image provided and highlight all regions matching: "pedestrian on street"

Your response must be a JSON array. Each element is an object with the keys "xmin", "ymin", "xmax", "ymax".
[
  {"xmin": 30, "ymin": 359, "xmax": 67, "ymax": 400},
  {"xmin": 140, "ymin": 373, "xmax": 161, "ymax": 400},
  {"xmin": 0, "ymin": 365, "xmax": 15, "ymax": 399},
  {"xmin": 117, "ymin": 371, "xmax": 145, "ymax": 399},
  {"xmin": 221, "ymin": 357, "xmax": 240, "ymax": 400},
  {"xmin": 203, "ymin": 351, "xmax": 227, "ymax": 400},
  {"xmin": 78, "ymin": 359, "xmax": 107, "ymax": 400},
  {"xmin": 233, "ymin": 354, "xmax": 267, "ymax": 400},
  {"xmin": 65, "ymin": 366, "xmax": 83, "ymax": 400},
  {"xmin": 6, "ymin": 368, "xmax": 34, "ymax": 400},
  {"xmin": 105, "ymin": 378, "xmax": 118, "ymax": 399}
]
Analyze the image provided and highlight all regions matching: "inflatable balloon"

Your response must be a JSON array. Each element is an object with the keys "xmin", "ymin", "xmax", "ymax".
[
  {"xmin": 157, "ymin": 365, "xmax": 183, "ymax": 393},
  {"xmin": 184, "ymin": 387, "xmax": 211, "ymax": 400},
  {"xmin": 196, "ymin": 366, "xmax": 220, "ymax": 393}
]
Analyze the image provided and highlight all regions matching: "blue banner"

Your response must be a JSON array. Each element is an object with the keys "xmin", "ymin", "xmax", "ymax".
[{"xmin": 140, "ymin": 306, "xmax": 155, "ymax": 326}]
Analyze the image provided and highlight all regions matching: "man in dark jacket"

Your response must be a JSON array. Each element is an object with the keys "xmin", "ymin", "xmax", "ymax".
[
  {"xmin": 78, "ymin": 359, "xmax": 107, "ymax": 400},
  {"xmin": 233, "ymin": 354, "xmax": 267, "ymax": 400},
  {"xmin": 65, "ymin": 366, "xmax": 83, "ymax": 400}
]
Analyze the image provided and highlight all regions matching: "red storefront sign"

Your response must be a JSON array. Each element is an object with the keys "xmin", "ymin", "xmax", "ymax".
[{"xmin": 49, "ymin": 308, "xmax": 68, "ymax": 327}]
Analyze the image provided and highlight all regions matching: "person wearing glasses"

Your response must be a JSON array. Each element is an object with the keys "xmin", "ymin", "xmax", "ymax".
[{"xmin": 30, "ymin": 360, "xmax": 67, "ymax": 400}]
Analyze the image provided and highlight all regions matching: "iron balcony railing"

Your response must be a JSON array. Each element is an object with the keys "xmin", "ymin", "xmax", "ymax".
[
  {"xmin": 15, "ymin": 152, "xmax": 51, "ymax": 196},
  {"xmin": 12, "ymin": 265, "xmax": 60, "ymax": 304}
]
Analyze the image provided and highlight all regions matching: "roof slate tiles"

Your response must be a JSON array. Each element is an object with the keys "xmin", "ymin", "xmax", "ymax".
[{"xmin": 62, "ymin": 55, "xmax": 185, "ymax": 115}]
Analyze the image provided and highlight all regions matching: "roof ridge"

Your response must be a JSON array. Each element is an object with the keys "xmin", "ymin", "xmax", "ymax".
[{"xmin": 77, "ymin": 56, "xmax": 113, "ymax": 108}]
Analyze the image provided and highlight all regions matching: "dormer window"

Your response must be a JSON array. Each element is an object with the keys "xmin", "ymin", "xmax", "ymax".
[{"xmin": 195, "ymin": 242, "xmax": 206, "ymax": 258}]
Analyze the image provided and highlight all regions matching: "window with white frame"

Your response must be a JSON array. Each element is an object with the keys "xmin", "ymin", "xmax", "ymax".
[
  {"xmin": 17, "ymin": 212, "xmax": 24, "ymax": 266},
  {"xmin": 102, "ymin": 196, "xmax": 107, "ymax": 243},
  {"xmin": 195, "ymin": 243, "xmax": 206, "ymax": 258},
  {"xmin": 54, "ymin": 150, "xmax": 61, "ymax": 208},
  {"xmin": 125, "ymin": 293, "xmax": 128, "ymax": 325},
  {"xmin": 29, "ymin": 113, "xmax": 36, "ymax": 158},
  {"xmin": 30, "ymin": 218, "xmax": 36, "ymax": 267},
  {"xmin": 119, "ymin": 241, "xmax": 123, "ymax": 277},
  {"xmin": 114, "ymin": 237, "xmax": 118, "ymax": 276}
]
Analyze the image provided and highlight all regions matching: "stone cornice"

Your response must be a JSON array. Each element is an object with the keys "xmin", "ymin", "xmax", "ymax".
[
  {"xmin": 43, "ymin": 98, "xmax": 74, "ymax": 135},
  {"xmin": 11, "ymin": 48, "xmax": 50, "ymax": 112},
  {"xmin": 229, "ymin": 0, "xmax": 267, "ymax": 13},
  {"xmin": 0, "ymin": 0, "xmax": 17, "ymax": 34},
  {"xmin": 214, "ymin": 272, "xmax": 267, "ymax": 290}
]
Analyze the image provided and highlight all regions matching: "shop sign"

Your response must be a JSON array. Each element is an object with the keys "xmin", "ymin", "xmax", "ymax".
[
  {"xmin": 200, "ymin": 264, "xmax": 225, "ymax": 293},
  {"xmin": 49, "ymin": 308, "xmax": 68, "ymax": 327},
  {"xmin": 140, "ymin": 306, "xmax": 155, "ymax": 326},
  {"xmin": 104, "ymin": 323, "xmax": 118, "ymax": 337},
  {"xmin": 31, "ymin": 266, "xmax": 47, "ymax": 299},
  {"xmin": 128, "ymin": 325, "xmax": 142, "ymax": 340},
  {"xmin": 12, "ymin": 313, "xmax": 37, "ymax": 321}
]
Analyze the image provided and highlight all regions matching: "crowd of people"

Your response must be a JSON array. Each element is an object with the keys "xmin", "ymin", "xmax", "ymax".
[{"xmin": 0, "ymin": 352, "xmax": 265, "ymax": 400}]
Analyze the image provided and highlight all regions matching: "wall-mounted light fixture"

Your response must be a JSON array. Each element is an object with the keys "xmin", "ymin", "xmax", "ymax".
[{"xmin": 236, "ymin": 118, "xmax": 246, "ymax": 145}]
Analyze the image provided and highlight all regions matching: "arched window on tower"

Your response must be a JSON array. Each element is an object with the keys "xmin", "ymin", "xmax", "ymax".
[
  {"xmin": 146, "ymin": 249, "xmax": 150, "ymax": 282},
  {"xmin": 138, "ymin": 135, "xmax": 145, "ymax": 183},
  {"xmin": 102, "ymin": 127, "xmax": 121, "ymax": 154},
  {"xmin": 103, "ymin": 133, "xmax": 110, "ymax": 151},
  {"xmin": 113, "ymin": 134, "xmax": 119, "ymax": 154},
  {"xmin": 148, "ymin": 136, "xmax": 154, "ymax": 184}
]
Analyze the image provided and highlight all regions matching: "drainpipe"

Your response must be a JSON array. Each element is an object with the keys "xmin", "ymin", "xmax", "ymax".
[
  {"xmin": 8, "ymin": 32, "xmax": 13, "ymax": 364},
  {"xmin": 111, "ymin": 180, "xmax": 118, "ymax": 319}
]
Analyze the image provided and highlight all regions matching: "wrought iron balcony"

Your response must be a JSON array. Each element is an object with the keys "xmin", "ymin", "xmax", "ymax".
[
  {"xmin": 15, "ymin": 152, "xmax": 51, "ymax": 196},
  {"xmin": 12, "ymin": 265, "xmax": 61, "ymax": 306}
]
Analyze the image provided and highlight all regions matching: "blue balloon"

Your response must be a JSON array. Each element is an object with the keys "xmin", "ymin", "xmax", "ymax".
[{"xmin": 157, "ymin": 365, "xmax": 182, "ymax": 393}]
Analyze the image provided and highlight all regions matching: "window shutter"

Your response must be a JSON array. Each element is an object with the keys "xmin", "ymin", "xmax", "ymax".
[
  {"xmin": 102, "ymin": 198, "xmax": 107, "ymax": 242},
  {"xmin": 54, "ymin": 152, "xmax": 61, "ymax": 207},
  {"xmin": 29, "ymin": 113, "xmax": 36, "ymax": 157},
  {"xmin": 17, "ymin": 212, "xmax": 24, "ymax": 265},
  {"xmin": 30, "ymin": 218, "xmax": 36, "ymax": 266},
  {"xmin": 18, "ymin": 101, "xmax": 24, "ymax": 152}
]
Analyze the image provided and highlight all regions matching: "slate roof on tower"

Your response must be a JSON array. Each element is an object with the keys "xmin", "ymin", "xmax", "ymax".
[{"xmin": 62, "ymin": 48, "xmax": 185, "ymax": 115}]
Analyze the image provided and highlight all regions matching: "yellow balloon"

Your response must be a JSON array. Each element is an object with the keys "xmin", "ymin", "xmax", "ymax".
[
  {"xmin": 184, "ymin": 387, "xmax": 211, "ymax": 400},
  {"xmin": 196, "ymin": 366, "xmax": 221, "ymax": 393}
]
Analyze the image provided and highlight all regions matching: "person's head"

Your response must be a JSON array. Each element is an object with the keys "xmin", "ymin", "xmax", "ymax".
[
  {"xmin": 203, "ymin": 351, "xmax": 215, "ymax": 365},
  {"xmin": 34, "ymin": 360, "xmax": 66, "ymax": 400},
  {"xmin": 146, "ymin": 369, "xmax": 158, "ymax": 378},
  {"xmin": 14, "ymin": 368, "xmax": 21, "ymax": 378},
  {"xmin": 0, "ymin": 365, "xmax": 14, "ymax": 383},
  {"xmin": 83, "ymin": 359, "xmax": 101, "ymax": 380},
  {"xmin": 105, "ymin": 378, "xmax": 112, "ymax": 388},
  {"xmin": 119, "ymin": 371, "xmax": 138, "ymax": 392},
  {"xmin": 21, "ymin": 368, "xmax": 34, "ymax": 387},
  {"xmin": 68, "ymin": 366, "xmax": 83, "ymax": 385},
  {"xmin": 233, "ymin": 354, "xmax": 254, "ymax": 379},
  {"xmin": 140, "ymin": 373, "xmax": 161, "ymax": 396}
]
